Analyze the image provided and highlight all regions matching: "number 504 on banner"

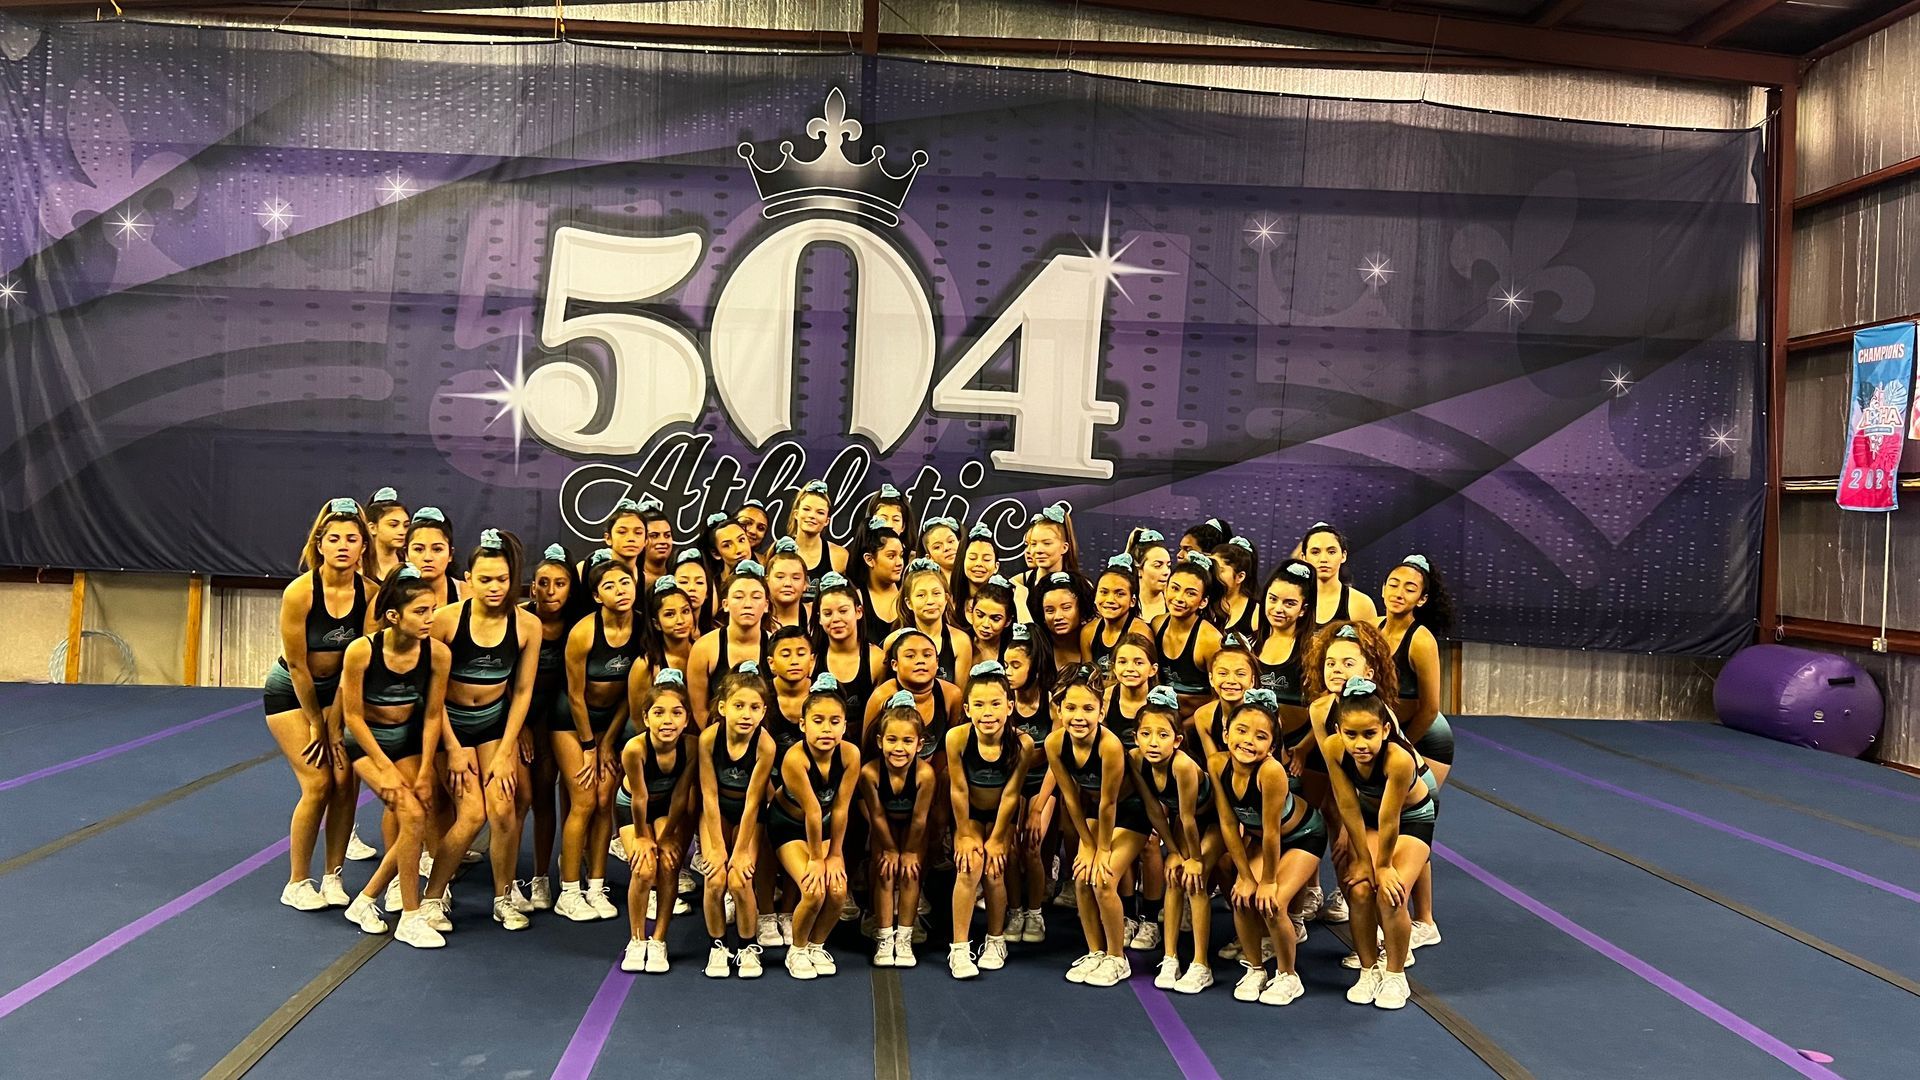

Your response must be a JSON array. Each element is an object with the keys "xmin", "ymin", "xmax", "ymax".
[{"xmin": 1840, "ymin": 321, "xmax": 1915, "ymax": 512}]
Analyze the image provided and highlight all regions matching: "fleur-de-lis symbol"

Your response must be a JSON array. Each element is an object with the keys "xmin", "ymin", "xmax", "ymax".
[
  {"xmin": 1450, "ymin": 170, "xmax": 1593, "ymax": 331},
  {"xmin": 806, "ymin": 88, "xmax": 863, "ymax": 162}
]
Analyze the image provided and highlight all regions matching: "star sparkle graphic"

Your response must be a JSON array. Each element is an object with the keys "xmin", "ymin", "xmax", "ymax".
[
  {"xmin": 255, "ymin": 198, "xmax": 298, "ymax": 239},
  {"xmin": 1604, "ymin": 367, "xmax": 1634, "ymax": 397},
  {"xmin": 1243, "ymin": 214, "xmax": 1284, "ymax": 250},
  {"xmin": 1078, "ymin": 199, "xmax": 1161, "ymax": 303},
  {"xmin": 1704, "ymin": 425, "xmax": 1739, "ymax": 454},
  {"xmin": 441, "ymin": 322, "xmax": 535, "ymax": 471},
  {"xmin": 1491, "ymin": 283, "xmax": 1532, "ymax": 324},
  {"xmin": 1358, "ymin": 254, "xmax": 1394, "ymax": 287},
  {"xmin": 109, "ymin": 208, "xmax": 151, "ymax": 243},
  {"xmin": 377, "ymin": 171, "xmax": 417, "ymax": 205},
  {"xmin": 0, "ymin": 277, "xmax": 21, "ymax": 308}
]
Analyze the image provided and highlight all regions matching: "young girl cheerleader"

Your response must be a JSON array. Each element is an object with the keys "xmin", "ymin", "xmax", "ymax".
[
  {"xmin": 555, "ymin": 557, "xmax": 647, "ymax": 923},
  {"xmin": 364, "ymin": 487, "xmax": 409, "ymax": 583},
  {"xmin": 1037, "ymin": 571, "xmax": 1094, "ymax": 669},
  {"xmin": 431, "ymin": 529, "xmax": 543, "ymax": 931},
  {"xmin": 864, "ymin": 631, "xmax": 961, "ymax": 767},
  {"xmin": 1179, "ymin": 518, "xmax": 1232, "ymax": 558},
  {"xmin": 336, "ymin": 567, "xmax": 453, "ymax": 948},
  {"xmin": 899, "ymin": 557, "xmax": 971, "ymax": 682},
  {"xmin": 672, "ymin": 549, "xmax": 715, "ymax": 636},
  {"xmin": 1321, "ymin": 677, "xmax": 1436, "ymax": 1010},
  {"xmin": 919, "ymin": 516, "xmax": 961, "ymax": 576},
  {"xmin": 1256, "ymin": 561, "xmax": 1317, "ymax": 725},
  {"xmin": 763, "ymin": 537, "xmax": 812, "ymax": 631},
  {"xmin": 523, "ymin": 545, "xmax": 581, "ymax": 911},
  {"xmin": 637, "ymin": 496, "xmax": 677, "ymax": 591},
  {"xmin": 699, "ymin": 512, "xmax": 755, "ymax": 610},
  {"xmin": 404, "ymin": 508, "xmax": 461, "ymax": 608},
  {"xmin": 965, "ymin": 574, "xmax": 1016, "ymax": 667},
  {"xmin": 1211, "ymin": 689, "xmax": 1325, "ymax": 1007},
  {"xmin": 593, "ymin": 499, "xmax": 648, "ymax": 582},
  {"xmin": 1085, "ymin": 555, "xmax": 1154, "ymax": 673},
  {"xmin": 1107, "ymin": 633, "xmax": 1167, "ymax": 950},
  {"xmin": 735, "ymin": 499, "xmax": 774, "ymax": 554},
  {"xmin": 267, "ymin": 499, "xmax": 375, "ymax": 912},
  {"xmin": 769, "ymin": 678, "xmax": 863, "ymax": 980},
  {"xmin": 852, "ymin": 521, "xmax": 906, "ymax": 644},
  {"xmin": 861, "ymin": 694, "xmax": 935, "ymax": 968},
  {"xmin": 945, "ymin": 662, "xmax": 1033, "ymax": 978},
  {"xmin": 1005, "ymin": 624, "xmax": 1058, "ymax": 943},
  {"xmin": 1127, "ymin": 687, "xmax": 1220, "ymax": 994},
  {"xmin": 786, "ymin": 480, "xmax": 848, "ymax": 598},
  {"xmin": 647, "ymin": 576, "xmax": 698, "ymax": 675},
  {"xmin": 1045, "ymin": 667, "xmax": 1141, "ymax": 987},
  {"xmin": 1378, "ymin": 554, "xmax": 1455, "ymax": 950},
  {"xmin": 1128, "ymin": 528, "xmax": 1174, "ymax": 624},
  {"xmin": 865, "ymin": 483, "xmax": 916, "ymax": 548},
  {"xmin": 619, "ymin": 669, "xmax": 697, "ymax": 973},
  {"xmin": 757, "ymin": 625, "xmax": 817, "ymax": 947},
  {"xmin": 813, "ymin": 572, "xmax": 885, "ymax": 723},
  {"xmin": 1304, "ymin": 622, "xmax": 1402, "ymax": 967},
  {"xmin": 1014, "ymin": 503, "xmax": 1079, "ymax": 624},
  {"xmin": 697, "ymin": 668, "xmax": 778, "ymax": 978},
  {"xmin": 688, "ymin": 561, "xmax": 771, "ymax": 728},
  {"xmin": 951, "ymin": 523, "xmax": 1002, "ymax": 617},
  {"xmin": 1153, "ymin": 554, "xmax": 1224, "ymax": 717},
  {"xmin": 1302, "ymin": 521, "xmax": 1378, "ymax": 626},
  {"xmin": 1211, "ymin": 536, "xmax": 1260, "ymax": 643},
  {"xmin": 1190, "ymin": 644, "xmax": 1259, "ymax": 761}
]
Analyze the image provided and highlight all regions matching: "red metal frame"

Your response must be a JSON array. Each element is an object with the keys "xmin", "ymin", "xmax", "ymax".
[{"xmin": 1759, "ymin": 85, "xmax": 1794, "ymax": 645}]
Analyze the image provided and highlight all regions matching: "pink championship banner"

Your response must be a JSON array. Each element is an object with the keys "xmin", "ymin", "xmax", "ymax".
[{"xmin": 1842, "ymin": 322, "xmax": 1915, "ymax": 511}]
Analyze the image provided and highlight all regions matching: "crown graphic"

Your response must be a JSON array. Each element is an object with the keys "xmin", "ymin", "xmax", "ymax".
[{"xmin": 737, "ymin": 88, "xmax": 929, "ymax": 228}]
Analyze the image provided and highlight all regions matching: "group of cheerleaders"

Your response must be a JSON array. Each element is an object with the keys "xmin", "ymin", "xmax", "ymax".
[{"xmin": 265, "ymin": 482, "xmax": 1454, "ymax": 1010}]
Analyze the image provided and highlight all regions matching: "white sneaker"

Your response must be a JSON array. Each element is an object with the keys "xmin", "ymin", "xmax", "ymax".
[
  {"xmin": 705, "ymin": 943, "xmax": 732, "ymax": 978},
  {"xmin": 1375, "ymin": 969, "xmax": 1410, "ymax": 1010},
  {"xmin": 528, "ymin": 877, "xmax": 553, "ymax": 911},
  {"xmin": 1065, "ymin": 951, "xmax": 1106, "ymax": 984},
  {"xmin": 978, "ymin": 936, "xmax": 1008, "ymax": 971},
  {"xmin": 1129, "ymin": 919, "xmax": 1161, "ymax": 950},
  {"xmin": 646, "ymin": 891, "xmax": 659, "ymax": 921},
  {"xmin": 1083, "ymin": 953, "xmax": 1124, "ymax": 987},
  {"xmin": 585, "ymin": 884, "xmax": 618, "ymax": 919},
  {"xmin": 1298, "ymin": 884, "xmax": 1324, "ymax": 921},
  {"xmin": 1292, "ymin": 917, "xmax": 1308, "ymax": 945},
  {"xmin": 786, "ymin": 943, "xmax": 817, "ymax": 980},
  {"xmin": 737, "ymin": 943, "xmax": 764, "ymax": 979},
  {"xmin": 1347, "ymin": 963, "xmax": 1385, "ymax": 1005},
  {"xmin": 674, "ymin": 896, "xmax": 692, "ymax": 915},
  {"xmin": 678, "ymin": 868, "xmax": 697, "ymax": 895},
  {"xmin": 1217, "ymin": 939, "xmax": 1242, "ymax": 961},
  {"xmin": 893, "ymin": 932, "xmax": 918, "ymax": 968},
  {"xmin": 948, "ymin": 942, "xmax": 980, "ymax": 979},
  {"xmin": 757, "ymin": 915, "xmax": 783, "ymax": 947},
  {"xmin": 346, "ymin": 828, "xmax": 377, "ymax": 861},
  {"xmin": 422, "ymin": 897, "xmax": 453, "ymax": 933},
  {"xmin": 383, "ymin": 877, "xmax": 404, "ymax": 913},
  {"xmin": 419, "ymin": 852, "xmax": 434, "ymax": 878},
  {"xmin": 1107, "ymin": 953, "xmax": 1133, "ymax": 982},
  {"xmin": 1260, "ymin": 971, "xmax": 1304, "ymax": 1006},
  {"xmin": 280, "ymin": 879, "xmax": 327, "ymax": 911},
  {"xmin": 394, "ymin": 910, "xmax": 446, "ymax": 949},
  {"xmin": 343, "ymin": 895, "xmax": 388, "ymax": 934},
  {"xmin": 1122, "ymin": 917, "xmax": 1140, "ymax": 945},
  {"xmin": 839, "ymin": 902, "xmax": 861, "ymax": 924},
  {"xmin": 645, "ymin": 938, "xmax": 670, "ymax": 974},
  {"xmin": 461, "ymin": 848, "xmax": 483, "ymax": 865},
  {"xmin": 493, "ymin": 896, "xmax": 530, "ymax": 931},
  {"xmin": 555, "ymin": 889, "xmax": 597, "ymax": 923},
  {"xmin": 1173, "ymin": 963, "xmax": 1214, "ymax": 994},
  {"xmin": 320, "ymin": 872, "xmax": 351, "ymax": 908},
  {"xmin": 1233, "ymin": 962, "xmax": 1268, "ymax": 1002},
  {"xmin": 874, "ymin": 927, "xmax": 898, "ymax": 968},
  {"xmin": 509, "ymin": 881, "xmax": 536, "ymax": 914},
  {"xmin": 777, "ymin": 913, "xmax": 794, "ymax": 945},
  {"xmin": 1154, "ymin": 956, "xmax": 1181, "ymax": 988},
  {"xmin": 622, "ymin": 937, "xmax": 649, "ymax": 972},
  {"xmin": 1021, "ymin": 909, "xmax": 1047, "ymax": 944},
  {"xmin": 1321, "ymin": 887, "xmax": 1350, "ymax": 923},
  {"xmin": 609, "ymin": 835, "xmax": 628, "ymax": 863},
  {"xmin": 810, "ymin": 944, "xmax": 837, "ymax": 976},
  {"xmin": 1411, "ymin": 921, "xmax": 1442, "ymax": 949}
]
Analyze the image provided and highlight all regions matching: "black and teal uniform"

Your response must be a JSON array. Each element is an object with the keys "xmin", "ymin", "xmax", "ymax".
[
  {"xmin": 768, "ymin": 745, "xmax": 849, "ymax": 849},
  {"xmin": 617, "ymin": 733, "xmax": 691, "ymax": 827},
  {"xmin": 1154, "ymin": 616, "xmax": 1209, "ymax": 696},
  {"xmin": 1104, "ymin": 691, "xmax": 1144, "ymax": 750},
  {"xmin": 575, "ymin": 610, "xmax": 644, "ymax": 735},
  {"xmin": 1383, "ymin": 619, "xmax": 1453, "ymax": 767},
  {"xmin": 1338, "ymin": 749, "xmax": 1437, "ymax": 846},
  {"xmin": 1013, "ymin": 696, "xmax": 1051, "ymax": 796},
  {"xmin": 529, "ymin": 606, "xmax": 569, "ymax": 730},
  {"xmin": 1218, "ymin": 759, "xmax": 1327, "ymax": 858},
  {"xmin": 345, "ymin": 631, "xmax": 431, "ymax": 763},
  {"xmin": 446, "ymin": 601, "xmax": 519, "ymax": 747},
  {"xmin": 263, "ymin": 570, "xmax": 367, "ymax": 713},
  {"xmin": 710, "ymin": 731, "xmax": 763, "ymax": 825},
  {"xmin": 1139, "ymin": 757, "xmax": 1214, "ymax": 835},
  {"xmin": 957, "ymin": 725, "xmax": 1022, "ymax": 825},
  {"xmin": 1061, "ymin": 729, "xmax": 1148, "ymax": 834}
]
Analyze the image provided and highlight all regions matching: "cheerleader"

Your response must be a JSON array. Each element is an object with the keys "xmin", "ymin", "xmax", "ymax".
[
  {"xmin": 619, "ymin": 669, "xmax": 697, "ymax": 973},
  {"xmin": 1190, "ymin": 644, "xmax": 1259, "ymax": 761},
  {"xmin": 1153, "ymin": 554, "xmax": 1223, "ymax": 716},
  {"xmin": 864, "ymin": 630, "xmax": 960, "ymax": 761},
  {"xmin": 1127, "ymin": 688, "xmax": 1219, "ymax": 994},
  {"xmin": 672, "ymin": 549, "xmax": 716, "ymax": 635},
  {"xmin": 764, "ymin": 625, "xmax": 817, "ymax": 760},
  {"xmin": 735, "ymin": 499, "xmax": 774, "ymax": 554},
  {"xmin": 786, "ymin": 480, "xmax": 849, "ymax": 597},
  {"xmin": 920, "ymin": 516, "xmax": 962, "ymax": 577},
  {"xmin": 336, "ymin": 567, "xmax": 453, "ymax": 948},
  {"xmin": 266, "ymin": 498, "xmax": 375, "ymax": 912},
  {"xmin": 648, "ymin": 576, "xmax": 698, "ymax": 674},
  {"xmin": 768, "ymin": 678, "xmax": 863, "ymax": 980},
  {"xmin": 403, "ymin": 508, "xmax": 461, "ymax": 608},
  {"xmin": 951, "ymin": 523, "xmax": 1002, "ymax": 617},
  {"xmin": 594, "ymin": 499, "xmax": 648, "ymax": 582},
  {"xmin": 430, "ymin": 529, "xmax": 543, "ymax": 931},
  {"xmin": 1210, "ymin": 537, "xmax": 1260, "ymax": 643},
  {"xmin": 851, "ymin": 520, "xmax": 906, "ymax": 643},
  {"xmin": 555, "ymin": 556, "xmax": 647, "ymax": 922},
  {"xmin": 1211, "ymin": 689, "xmax": 1323, "ymax": 1006},
  {"xmin": 861, "ymin": 696, "xmax": 934, "ymax": 968},
  {"xmin": 1305, "ymin": 622, "xmax": 1401, "ymax": 961},
  {"xmin": 699, "ymin": 511, "xmax": 755, "ymax": 595},
  {"xmin": 899, "ymin": 557, "xmax": 970, "ymax": 682},
  {"xmin": 763, "ymin": 537, "xmax": 812, "ymax": 631},
  {"xmin": 688, "ymin": 561, "xmax": 771, "ymax": 728},
  {"xmin": 1005, "ymin": 623, "xmax": 1058, "ymax": 942},
  {"xmin": 697, "ymin": 668, "xmax": 779, "ymax": 978},
  {"xmin": 1012, "ymin": 504, "xmax": 1079, "ymax": 624},
  {"xmin": 1084, "ymin": 554, "xmax": 1154, "ymax": 672},
  {"xmin": 1127, "ymin": 528, "xmax": 1174, "ymax": 624},
  {"xmin": 1302, "ymin": 521, "xmax": 1378, "ymax": 626},
  {"xmin": 1044, "ymin": 667, "xmax": 1140, "ymax": 987},
  {"xmin": 1378, "ymin": 554, "xmax": 1455, "ymax": 949},
  {"xmin": 965, "ymin": 574, "xmax": 1016, "ymax": 667},
  {"xmin": 1107, "ymin": 632, "xmax": 1164, "ymax": 949},
  {"xmin": 945, "ymin": 662, "xmax": 1033, "ymax": 978},
  {"xmin": 364, "ymin": 487, "xmax": 409, "ymax": 583},
  {"xmin": 1179, "ymin": 518, "xmax": 1231, "ymax": 557},
  {"xmin": 1037, "ymin": 571, "xmax": 1094, "ymax": 668},
  {"xmin": 865, "ymin": 483, "xmax": 917, "ymax": 550},
  {"xmin": 813, "ymin": 573, "xmax": 884, "ymax": 721},
  {"xmin": 636, "ymin": 497, "xmax": 676, "ymax": 591},
  {"xmin": 522, "ymin": 544, "xmax": 582, "ymax": 911}
]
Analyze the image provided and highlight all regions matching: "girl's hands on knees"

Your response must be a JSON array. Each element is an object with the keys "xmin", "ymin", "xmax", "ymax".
[
  {"xmin": 1378, "ymin": 865, "xmax": 1405, "ymax": 908},
  {"xmin": 900, "ymin": 850, "xmax": 922, "ymax": 881},
  {"xmin": 1071, "ymin": 846, "xmax": 1096, "ymax": 884},
  {"xmin": 1255, "ymin": 881, "xmax": 1280, "ymax": 916},
  {"xmin": 1231, "ymin": 876, "xmax": 1257, "ymax": 908},
  {"xmin": 826, "ymin": 855, "xmax": 847, "ymax": 892}
]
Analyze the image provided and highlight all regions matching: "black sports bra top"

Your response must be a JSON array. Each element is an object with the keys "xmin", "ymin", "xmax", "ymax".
[
  {"xmin": 361, "ymin": 632, "xmax": 432, "ymax": 717},
  {"xmin": 879, "ymin": 764, "xmax": 920, "ymax": 818},
  {"xmin": 1142, "ymin": 758, "xmax": 1213, "ymax": 818},
  {"xmin": 302, "ymin": 570, "xmax": 367, "ymax": 656},
  {"xmin": 910, "ymin": 685, "xmax": 950, "ymax": 762},
  {"xmin": 1155, "ymin": 616, "xmax": 1208, "ymax": 695},
  {"xmin": 529, "ymin": 608, "xmax": 566, "ymax": 696},
  {"xmin": 1339, "ymin": 749, "xmax": 1433, "ymax": 818},
  {"xmin": 1105, "ymin": 692, "xmax": 1143, "ymax": 749},
  {"xmin": 1258, "ymin": 633, "xmax": 1306, "ymax": 707},
  {"xmin": 1220, "ymin": 761, "xmax": 1294, "ymax": 833},
  {"xmin": 823, "ymin": 644, "xmax": 875, "ymax": 719},
  {"xmin": 1061, "ymin": 730, "xmax": 1116, "ymax": 795},
  {"xmin": 586, "ymin": 610, "xmax": 645, "ymax": 684},
  {"xmin": 712, "ymin": 732, "xmax": 762, "ymax": 817},
  {"xmin": 776, "ymin": 746, "xmax": 849, "ymax": 823},
  {"xmin": 1383, "ymin": 619, "xmax": 1422, "ymax": 701},
  {"xmin": 960, "ymin": 725, "xmax": 1021, "ymax": 790},
  {"xmin": 639, "ymin": 734, "xmax": 690, "ymax": 800},
  {"xmin": 449, "ymin": 601, "xmax": 518, "ymax": 686},
  {"xmin": 710, "ymin": 628, "xmax": 769, "ymax": 687}
]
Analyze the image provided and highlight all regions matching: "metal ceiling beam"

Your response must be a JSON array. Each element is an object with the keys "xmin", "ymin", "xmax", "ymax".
[
  {"xmin": 1528, "ymin": 0, "xmax": 1592, "ymax": 28},
  {"xmin": 1074, "ymin": 0, "xmax": 1801, "ymax": 85},
  {"xmin": 1807, "ymin": 0, "xmax": 1920, "ymax": 58},
  {"xmin": 1684, "ymin": 0, "xmax": 1785, "ymax": 47}
]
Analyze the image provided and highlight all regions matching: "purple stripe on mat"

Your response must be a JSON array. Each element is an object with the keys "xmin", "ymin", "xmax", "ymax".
[
  {"xmin": 550, "ymin": 962, "xmax": 636, "ymax": 1080},
  {"xmin": 1461, "ymin": 729, "xmax": 1920, "ymax": 904},
  {"xmin": 1638, "ymin": 722, "xmax": 1920, "ymax": 805},
  {"xmin": 0, "ymin": 700, "xmax": 256, "ymax": 791},
  {"xmin": 1434, "ymin": 843, "xmax": 1844, "ymax": 1080},
  {"xmin": 1128, "ymin": 962, "xmax": 1224, "ymax": 1080}
]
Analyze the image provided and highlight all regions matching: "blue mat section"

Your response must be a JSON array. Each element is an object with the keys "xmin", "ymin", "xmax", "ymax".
[
  {"xmin": 1633, "ymin": 720, "xmax": 1920, "ymax": 791},
  {"xmin": 0, "ymin": 685, "xmax": 257, "ymax": 772}
]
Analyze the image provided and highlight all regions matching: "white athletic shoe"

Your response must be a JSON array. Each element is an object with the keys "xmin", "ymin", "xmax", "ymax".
[
  {"xmin": 1065, "ymin": 952, "xmax": 1107, "ymax": 984},
  {"xmin": 1173, "ymin": 963, "xmax": 1214, "ymax": 995},
  {"xmin": 492, "ymin": 896, "xmax": 530, "ymax": 931},
  {"xmin": 1122, "ymin": 917, "xmax": 1139, "ymax": 946},
  {"xmin": 840, "ymin": 902, "xmax": 862, "ymax": 924},
  {"xmin": 978, "ymin": 935, "xmax": 1008, "ymax": 971},
  {"xmin": 678, "ymin": 868, "xmax": 697, "ymax": 895},
  {"xmin": 422, "ymin": 897, "xmax": 453, "ymax": 933},
  {"xmin": 1217, "ymin": 939, "xmax": 1242, "ymax": 961},
  {"xmin": 382, "ymin": 877, "xmax": 404, "ymax": 913},
  {"xmin": 1292, "ymin": 917, "xmax": 1308, "ymax": 945},
  {"xmin": 1297, "ymin": 884, "xmax": 1324, "ymax": 921},
  {"xmin": 343, "ymin": 895, "xmax": 388, "ymax": 935},
  {"xmin": 674, "ymin": 896, "xmax": 692, "ymax": 915},
  {"xmin": 645, "ymin": 938, "xmax": 670, "ymax": 974},
  {"xmin": 1375, "ymin": 969, "xmax": 1410, "ymax": 1010},
  {"xmin": 786, "ymin": 943, "xmax": 817, "ymax": 980},
  {"xmin": 394, "ymin": 910, "xmax": 446, "ymax": 949},
  {"xmin": 609, "ymin": 835, "xmax": 628, "ymax": 863},
  {"xmin": 528, "ymin": 877, "xmax": 553, "ymax": 911},
  {"xmin": 1347, "ymin": 963, "xmax": 1385, "ymax": 1005},
  {"xmin": 893, "ymin": 931, "xmax": 918, "ymax": 969},
  {"xmin": 622, "ymin": 937, "xmax": 649, "ymax": 972},
  {"xmin": 1411, "ymin": 921, "xmax": 1443, "ymax": 949},
  {"xmin": 948, "ymin": 942, "xmax": 980, "ymax": 979},
  {"xmin": 555, "ymin": 888, "xmax": 597, "ymax": 923},
  {"xmin": 1260, "ymin": 971, "xmax": 1304, "ymax": 1006},
  {"xmin": 461, "ymin": 848, "xmax": 483, "ymax": 865},
  {"xmin": 1083, "ymin": 953, "xmax": 1123, "ymax": 987},
  {"xmin": 874, "ymin": 927, "xmax": 898, "ymax": 968},
  {"xmin": 1321, "ymin": 887, "xmax": 1350, "ymax": 923},
  {"xmin": 346, "ymin": 828, "xmax": 377, "ymax": 862},
  {"xmin": 1021, "ymin": 909, "xmax": 1047, "ymax": 944},
  {"xmin": 1233, "ymin": 962, "xmax": 1268, "ymax": 1002},
  {"xmin": 810, "ymin": 944, "xmax": 837, "ymax": 976},
  {"xmin": 319, "ymin": 872, "xmax": 352, "ymax": 908},
  {"xmin": 585, "ymin": 884, "xmax": 618, "ymax": 920},
  {"xmin": 723, "ymin": 893, "xmax": 736, "ymax": 924},
  {"xmin": 419, "ymin": 852, "xmax": 434, "ymax": 878},
  {"xmin": 757, "ymin": 915, "xmax": 784, "ymax": 947},
  {"xmin": 1108, "ymin": 953, "xmax": 1134, "ymax": 983},
  {"xmin": 705, "ymin": 943, "xmax": 732, "ymax": 978},
  {"xmin": 777, "ymin": 913, "xmax": 794, "ymax": 945},
  {"xmin": 736, "ymin": 943, "xmax": 764, "ymax": 979},
  {"xmin": 508, "ymin": 881, "xmax": 536, "ymax": 914},
  {"xmin": 1154, "ymin": 956, "xmax": 1181, "ymax": 989},
  {"xmin": 280, "ymin": 879, "xmax": 327, "ymax": 912},
  {"xmin": 646, "ymin": 890, "xmax": 659, "ymax": 921},
  {"xmin": 1129, "ymin": 919, "xmax": 1161, "ymax": 950}
]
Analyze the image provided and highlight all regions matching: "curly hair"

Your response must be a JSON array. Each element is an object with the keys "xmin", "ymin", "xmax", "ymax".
[{"xmin": 1301, "ymin": 619, "xmax": 1398, "ymax": 702}]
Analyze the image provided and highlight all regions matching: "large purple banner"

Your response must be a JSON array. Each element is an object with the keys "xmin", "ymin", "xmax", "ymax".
[{"xmin": 0, "ymin": 20, "xmax": 1763, "ymax": 654}]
